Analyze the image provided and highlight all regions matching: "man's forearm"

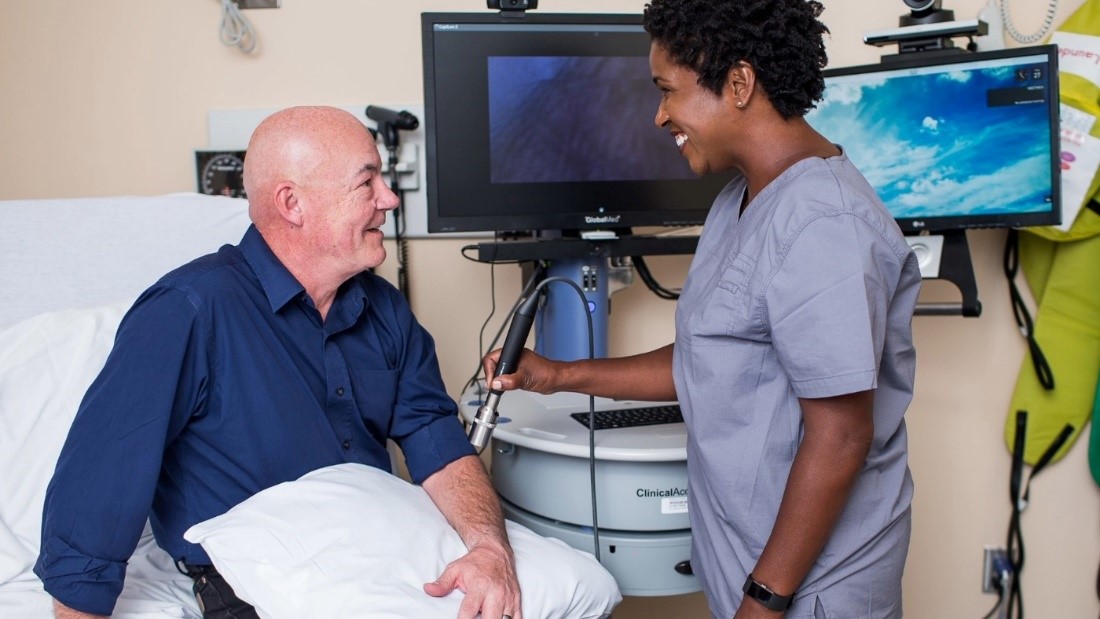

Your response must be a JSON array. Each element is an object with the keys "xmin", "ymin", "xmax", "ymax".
[
  {"xmin": 420, "ymin": 454, "xmax": 522, "ymax": 617},
  {"xmin": 422, "ymin": 455, "xmax": 512, "ymax": 554},
  {"xmin": 53, "ymin": 599, "xmax": 108, "ymax": 619}
]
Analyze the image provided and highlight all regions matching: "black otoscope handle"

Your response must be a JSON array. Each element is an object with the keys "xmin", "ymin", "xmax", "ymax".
[{"xmin": 469, "ymin": 293, "xmax": 540, "ymax": 449}]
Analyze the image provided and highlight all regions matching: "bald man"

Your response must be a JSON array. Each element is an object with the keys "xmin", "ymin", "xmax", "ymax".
[{"xmin": 36, "ymin": 107, "xmax": 521, "ymax": 619}]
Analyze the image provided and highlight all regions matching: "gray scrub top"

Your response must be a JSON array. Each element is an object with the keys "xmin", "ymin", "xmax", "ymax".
[{"xmin": 673, "ymin": 154, "xmax": 921, "ymax": 618}]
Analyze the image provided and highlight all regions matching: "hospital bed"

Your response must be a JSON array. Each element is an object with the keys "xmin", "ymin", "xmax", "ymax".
[
  {"xmin": 0, "ymin": 193, "xmax": 619, "ymax": 618},
  {"xmin": 0, "ymin": 193, "xmax": 252, "ymax": 618}
]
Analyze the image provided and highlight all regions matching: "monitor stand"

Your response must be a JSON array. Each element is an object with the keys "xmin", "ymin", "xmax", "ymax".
[
  {"xmin": 466, "ymin": 236, "xmax": 700, "ymax": 596},
  {"xmin": 535, "ymin": 257, "xmax": 609, "ymax": 361},
  {"xmin": 906, "ymin": 229, "xmax": 982, "ymax": 317}
]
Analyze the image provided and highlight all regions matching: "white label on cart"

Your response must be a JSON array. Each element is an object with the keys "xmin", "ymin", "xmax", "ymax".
[{"xmin": 662, "ymin": 496, "xmax": 689, "ymax": 514}]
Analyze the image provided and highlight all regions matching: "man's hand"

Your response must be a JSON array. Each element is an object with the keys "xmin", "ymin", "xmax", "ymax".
[
  {"xmin": 421, "ymin": 456, "xmax": 522, "ymax": 619},
  {"xmin": 424, "ymin": 541, "xmax": 522, "ymax": 619}
]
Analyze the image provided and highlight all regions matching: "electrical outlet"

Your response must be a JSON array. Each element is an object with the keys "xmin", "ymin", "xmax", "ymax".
[
  {"xmin": 235, "ymin": 0, "xmax": 280, "ymax": 9},
  {"xmin": 982, "ymin": 546, "xmax": 1008, "ymax": 593}
]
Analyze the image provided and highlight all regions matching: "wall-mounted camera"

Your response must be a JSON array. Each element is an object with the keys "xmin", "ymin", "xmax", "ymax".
[
  {"xmin": 900, "ymin": 0, "xmax": 955, "ymax": 26},
  {"xmin": 488, "ymin": 0, "xmax": 537, "ymax": 12}
]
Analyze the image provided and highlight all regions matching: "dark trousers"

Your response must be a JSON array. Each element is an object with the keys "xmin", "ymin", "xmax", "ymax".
[{"xmin": 178, "ymin": 562, "xmax": 260, "ymax": 619}]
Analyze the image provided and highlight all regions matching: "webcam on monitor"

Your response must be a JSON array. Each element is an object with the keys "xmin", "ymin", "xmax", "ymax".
[
  {"xmin": 900, "ymin": 0, "xmax": 954, "ymax": 26},
  {"xmin": 487, "ymin": 0, "xmax": 537, "ymax": 12},
  {"xmin": 865, "ymin": 0, "xmax": 986, "ymax": 54}
]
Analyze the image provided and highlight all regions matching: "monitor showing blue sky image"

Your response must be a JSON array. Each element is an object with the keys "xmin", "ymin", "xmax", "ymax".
[{"xmin": 806, "ymin": 45, "xmax": 1060, "ymax": 232}]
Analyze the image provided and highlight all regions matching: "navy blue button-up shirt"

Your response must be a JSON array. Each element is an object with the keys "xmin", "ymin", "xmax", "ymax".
[{"xmin": 34, "ymin": 225, "xmax": 474, "ymax": 615}]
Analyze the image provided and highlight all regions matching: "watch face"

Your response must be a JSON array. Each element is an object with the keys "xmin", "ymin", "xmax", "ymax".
[{"xmin": 196, "ymin": 150, "xmax": 247, "ymax": 198}]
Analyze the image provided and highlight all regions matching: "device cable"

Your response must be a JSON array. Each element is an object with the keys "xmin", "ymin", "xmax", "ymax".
[
  {"xmin": 631, "ymin": 255, "xmax": 681, "ymax": 300},
  {"xmin": 478, "ymin": 258, "xmax": 501, "ymax": 382},
  {"xmin": 388, "ymin": 150, "xmax": 412, "ymax": 303},
  {"xmin": 980, "ymin": 587, "xmax": 1004, "ymax": 619},
  {"xmin": 980, "ymin": 582, "xmax": 1006, "ymax": 619},
  {"xmin": 468, "ymin": 273, "xmax": 602, "ymax": 560},
  {"xmin": 364, "ymin": 106, "xmax": 418, "ymax": 302},
  {"xmin": 524, "ymin": 275, "xmax": 602, "ymax": 562},
  {"xmin": 1006, "ymin": 410, "xmax": 1074, "ymax": 619},
  {"xmin": 461, "ymin": 261, "xmax": 545, "ymax": 396},
  {"xmin": 217, "ymin": 0, "xmax": 257, "ymax": 54}
]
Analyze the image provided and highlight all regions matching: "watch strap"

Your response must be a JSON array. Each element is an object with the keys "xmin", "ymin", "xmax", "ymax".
[{"xmin": 742, "ymin": 574, "xmax": 794, "ymax": 611}]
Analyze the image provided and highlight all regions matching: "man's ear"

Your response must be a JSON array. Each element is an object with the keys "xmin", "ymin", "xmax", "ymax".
[
  {"xmin": 273, "ymin": 182, "xmax": 304, "ymax": 227},
  {"xmin": 727, "ymin": 60, "xmax": 757, "ymax": 108}
]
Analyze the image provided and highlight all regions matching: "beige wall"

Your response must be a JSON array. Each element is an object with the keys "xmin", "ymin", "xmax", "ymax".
[{"xmin": 2, "ymin": 1, "xmax": 1096, "ymax": 617}]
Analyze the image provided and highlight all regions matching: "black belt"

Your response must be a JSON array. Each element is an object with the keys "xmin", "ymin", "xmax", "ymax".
[{"xmin": 175, "ymin": 560, "xmax": 259, "ymax": 619}]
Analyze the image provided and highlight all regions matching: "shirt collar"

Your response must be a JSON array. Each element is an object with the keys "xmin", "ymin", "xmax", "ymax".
[
  {"xmin": 238, "ymin": 226, "xmax": 371, "ymax": 325},
  {"xmin": 325, "ymin": 277, "xmax": 369, "ymax": 334},
  {"xmin": 239, "ymin": 225, "xmax": 306, "ymax": 313}
]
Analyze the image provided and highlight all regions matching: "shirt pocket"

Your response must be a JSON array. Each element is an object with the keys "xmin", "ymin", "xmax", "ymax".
[
  {"xmin": 350, "ymin": 368, "xmax": 400, "ymax": 437},
  {"xmin": 691, "ymin": 252, "xmax": 757, "ymax": 340}
]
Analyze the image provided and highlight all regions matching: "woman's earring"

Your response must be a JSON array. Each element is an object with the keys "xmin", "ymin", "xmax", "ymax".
[{"xmin": 736, "ymin": 101, "xmax": 745, "ymax": 108}]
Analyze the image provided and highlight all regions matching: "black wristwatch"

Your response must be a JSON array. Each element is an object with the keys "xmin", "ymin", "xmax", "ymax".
[{"xmin": 742, "ymin": 574, "xmax": 794, "ymax": 611}]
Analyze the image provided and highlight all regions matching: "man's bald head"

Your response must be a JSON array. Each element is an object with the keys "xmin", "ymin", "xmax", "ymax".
[
  {"xmin": 237, "ymin": 106, "xmax": 397, "ymax": 307},
  {"xmin": 242, "ymin": 106, "xmax": 376, "ymax": 227}
]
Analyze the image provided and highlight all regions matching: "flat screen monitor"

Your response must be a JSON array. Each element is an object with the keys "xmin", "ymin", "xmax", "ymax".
[
  {"xmin": 806, "ymin": 44, "xmax": 1061, "ymax": 233},
  {"xmin": 421, "ymin": 12, "xmax": 736, "ymax": 234}
]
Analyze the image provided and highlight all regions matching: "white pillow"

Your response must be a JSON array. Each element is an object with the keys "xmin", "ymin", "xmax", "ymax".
[{"xmin": 185, "ymin": 463, "xmax": 621, "ymax": 619}]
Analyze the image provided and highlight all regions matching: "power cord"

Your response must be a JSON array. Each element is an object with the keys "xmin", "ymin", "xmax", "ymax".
[
  {"xmin": 632, "ymin": 255, "xmax": 681, "ymax": 300},
  {"xmin": 981, "ymin": 550, "xmax": 1014, "ymax": 619},
  {"xmin": 390, "ymin": 153, "xmax": 410, "ymax": 302},
  {"xmin": 218, "ymin": 0, "xmax": 257, "ymax": 54},
  {"xmin": 1006, "ymin": 410, "xmax": 1074, "ymax": 619}
]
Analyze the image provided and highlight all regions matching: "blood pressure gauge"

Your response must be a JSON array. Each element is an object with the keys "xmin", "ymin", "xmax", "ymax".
[{"xmin": 195, "ymin": 150, "xmax": 247, "ymax": 198}]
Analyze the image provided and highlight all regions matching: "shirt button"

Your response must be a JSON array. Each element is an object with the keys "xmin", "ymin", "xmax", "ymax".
[
  {"xmin": 336, "ymin": 387, "xmax": 345, "ymax": 396},
  {"xmin": 342, "ymin": 440, "xmax": 351, "ymax": 450}
]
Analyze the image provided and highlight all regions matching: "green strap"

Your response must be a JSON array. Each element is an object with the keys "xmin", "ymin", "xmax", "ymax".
[{"xmin": 1005, "ymin": 233, "xmax": 1100, "ymax": 465}]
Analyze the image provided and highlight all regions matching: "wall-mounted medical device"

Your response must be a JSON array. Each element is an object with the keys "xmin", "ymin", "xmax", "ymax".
[{"xmin": 195, "ymin": 150, "xmax": 247, "ymax": 199}]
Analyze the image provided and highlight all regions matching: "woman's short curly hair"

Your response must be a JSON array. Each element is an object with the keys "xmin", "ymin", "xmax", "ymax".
[{"xmin": 643, "ymin": 0, "xmax": 829, "ymax": 119}]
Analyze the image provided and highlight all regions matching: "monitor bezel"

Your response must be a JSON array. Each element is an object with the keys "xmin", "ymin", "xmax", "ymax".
[
  {"xmin": 421, "ymin": 11, "xmax": 734, "ymax": 235},
  {"xmin": 818, "ymin": 44, "xmax": 1062, "ymax": 233}
]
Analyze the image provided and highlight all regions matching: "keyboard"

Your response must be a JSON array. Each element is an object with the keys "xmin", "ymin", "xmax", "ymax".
[{"xmin": 570, "ymin": 405, "xmax": 683, "ymax": 430}]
